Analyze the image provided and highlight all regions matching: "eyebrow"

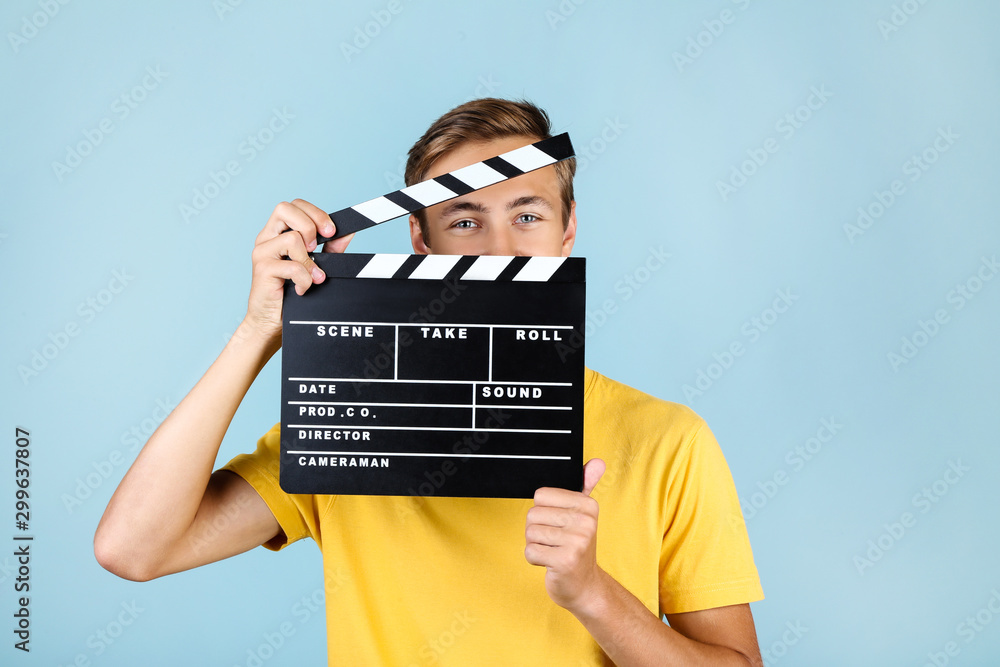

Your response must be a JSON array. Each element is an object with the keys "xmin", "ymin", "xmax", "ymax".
[
  {"xmin": 506, "ymin": 195, "xmax": 553, "ymax": 212},
  {"xmin": 439, "ymin": 200, "xmax": 489, "ymax": 218},
  {"xmin": 439, "ymin": 195, "xmax": 554, "ymax": 218}
]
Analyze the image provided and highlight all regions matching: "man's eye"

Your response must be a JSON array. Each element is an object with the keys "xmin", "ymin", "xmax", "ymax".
[
  {"xmin": 516, "ymin": 214, "xmax": 538, "ymax": 224},
  {"xmin": 453, "ymin": 219, "xmax": 477, "ymax": 229}
]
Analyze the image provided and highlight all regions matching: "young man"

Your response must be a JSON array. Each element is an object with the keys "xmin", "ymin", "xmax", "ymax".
[{"xmin": 96, "ymin": 99, "xmax": 765, "ymax": 666}]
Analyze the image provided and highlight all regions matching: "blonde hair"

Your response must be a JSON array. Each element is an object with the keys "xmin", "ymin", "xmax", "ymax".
[{"xmin": 405, "ymin": 98, "xmax": 575, "ymax": 242}]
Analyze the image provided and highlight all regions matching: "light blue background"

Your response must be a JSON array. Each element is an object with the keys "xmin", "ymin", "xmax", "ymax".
[{"xmin": 3, "ymin": 1, "xmax": 999, "ymax": 665}]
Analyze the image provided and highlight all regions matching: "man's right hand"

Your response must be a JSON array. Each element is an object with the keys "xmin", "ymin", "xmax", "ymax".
[
  {"xmin": 244, "ymin": 199, "xmax": 355, "ymax": 345},
  {"xmin": 95, "ymin": 199, "xmax": 354, "ymax": 581}
]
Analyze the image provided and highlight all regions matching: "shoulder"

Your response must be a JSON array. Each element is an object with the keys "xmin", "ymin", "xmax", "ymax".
[
  {"xmin": 583, "ymin": 369, "xmax": 723, "ymax": 489},
  {"xmin": 226, "ymin": 422, "xmax": 282, "ymax": 476},
  {"xmin": 583, "ymin": 368, "xmax": 746, "ymax": 494},
  {"xmin": 584, "ymin": 368, "xmax": 708, "ymax": 443}
]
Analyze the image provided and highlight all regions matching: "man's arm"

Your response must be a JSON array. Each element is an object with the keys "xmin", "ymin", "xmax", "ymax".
[
  {"xmin": 574, "ymin": 574, "xmax": 761, "ymax": 666},
  {"xmin": 94, "ymin": 200, "xmax": 352, "ymax": 581},
  {"xmin": 525, "ymin": 459, "xmax": 763, "ymax": 666}
]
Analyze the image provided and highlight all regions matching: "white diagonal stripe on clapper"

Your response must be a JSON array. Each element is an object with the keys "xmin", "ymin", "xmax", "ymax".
[
  {"xmin": 357, "ymin": 254, "xmax": 410, "ymax": 278},
  {"xmin": 407, "ymin": 255, "xmax": 463, "ymax": 279},
  {"xmin": 499, "ymin": 145, "xmax": 556, "ymax": 172},
  {"xmin": 352, "ymin": 196, "xmax": 409, "ymax": 224},
  {"xmin": 460, "ymin": 256, "xmax": 514, "ymax": 281},
  {"xmin": 450, "ymin": 162, "xmax": 507, "ymax": 189},
  {"xmin": 400, "ymin": 179, "xmax": 458, "ymax": 207},
  {"xmin": 512, "ymin": 256, "xmax": 566, "ymax": 282}
]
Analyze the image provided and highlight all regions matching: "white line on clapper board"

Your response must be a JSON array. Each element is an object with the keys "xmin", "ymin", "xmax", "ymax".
[
  {"xmin": 287, "ymin": 424, "xmax": 571, "ymax": 434},
  {"xmin": 289, "ymin": 321, "xmax": 575, "ymax": 329},
  {"xmin": 286, "ymin": 450, "xmax": 572, "ymax": 461},
  {"xmin": 288, "ymin": 400, "xmax": 571, "ymax": 410},
  {"xmin": 288, "ymin": 377, "xmax": 573, "ymax": 386}
]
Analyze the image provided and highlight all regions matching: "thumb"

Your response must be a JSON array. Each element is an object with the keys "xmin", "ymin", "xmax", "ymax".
[
  {"xmin": 581, "ymin": 458, "xmax": 606, "ymax": 496},
  {"xmin": 322, "ymin": 232, "xmax": 355, "ymax": 254}
]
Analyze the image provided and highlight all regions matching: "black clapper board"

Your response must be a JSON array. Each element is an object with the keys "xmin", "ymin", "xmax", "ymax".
[{"xmin": 280, "ymin": 253, "xmax": 586, "ymax": 498}]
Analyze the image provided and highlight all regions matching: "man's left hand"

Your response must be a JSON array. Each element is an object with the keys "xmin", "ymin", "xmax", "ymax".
[{"xmin": 525, "ymin": 458, "xmax": 607, "ymax": 613}]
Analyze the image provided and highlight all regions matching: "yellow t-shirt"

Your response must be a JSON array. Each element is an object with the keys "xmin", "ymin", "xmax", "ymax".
[{"xmin": 224, "ymin": 368, "xmax": 763, "ymax": 666}]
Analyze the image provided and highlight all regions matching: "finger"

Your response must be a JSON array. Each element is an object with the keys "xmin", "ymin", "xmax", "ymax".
[
  {"xmin": 253, "ymin": 228, "xmax": 318, "ymax": 268},
  {"xmin": 255, "ymin": 257, "xmax": 314, "ymax": 297},
  {"xmin": 533, "ymin": 487, "xmax": 597, "ymax": 511},
  {"xmin": 527, "ymin": 520, "xmax": 595, "ymax": 548},
  {"xmin": 524, "ymin": 543, "xmax": 558, "ymax": 567},
  {"xmin": 252, "ymin": 233, "xmax": 325, "ymax": 289},
  {"xmin": 526, "ymin": 506, "xmax": 570, "ymax": 528},
  {"xmin": 527, "ymin": 509, "xmax": 596, "ymax": 542},
  {"xmin": 525, "ymin": 523, "xmax": 569, "ymax": 548},
  {"xmin": 290, "ymin": 198, "xmax": 336, "ymax": 241},
  {"xmin": 322, "ymin": 232, "xmax": 355, "ymax": 254},
  {"xmin": 255, "ymin": 201, "xmax": 323, "ymax": 250},
  {"xmin": 582, "ymin": 458, "xmax": 606, "ymax": 497}
]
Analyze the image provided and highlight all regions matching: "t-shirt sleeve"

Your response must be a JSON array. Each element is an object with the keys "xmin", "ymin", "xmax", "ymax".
[
  {"xmin": 659, "ymin": 419, "xmax": 764, "ymax": 614},
  {"xmin": 221, "ymin": 423, "xmax": 327, "ymax": 551}
]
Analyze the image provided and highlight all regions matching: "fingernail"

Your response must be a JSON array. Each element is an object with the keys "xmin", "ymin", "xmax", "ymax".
[
  {"xmin": 323, "ymin": 224, "xmax": 335, "ymax": 237},
  {"xmin": 312, "ymin": 267, "xmax": 325, "ymax": 282},
  {"xmin": 308, "ymin": 239, "xmax": 317, "ymax": 251}
]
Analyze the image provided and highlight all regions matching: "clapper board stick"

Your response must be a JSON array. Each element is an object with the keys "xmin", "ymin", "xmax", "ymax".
[{"xmin": 318, "ymin": 133, "xmax": 575, "ymax": 242}]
